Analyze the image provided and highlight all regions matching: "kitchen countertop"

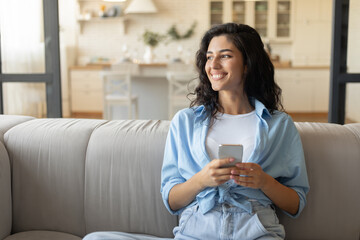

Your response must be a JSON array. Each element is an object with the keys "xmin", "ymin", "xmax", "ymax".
[
  {"xmin": 69, "ymin": 63, "xmax": 330, "ymax": 71},
  {"xmin": 69, "ymin": 65, "xmax": 109, "ymax": 70},
  {"xmin": 275, "ymin": 66, "xmax": 330, "ymax": 69}
]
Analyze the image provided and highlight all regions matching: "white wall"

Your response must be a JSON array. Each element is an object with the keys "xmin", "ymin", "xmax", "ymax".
[
  {"xmin": 346, "ymin": 0, "xmax": 360, "ymax": 122},
  {"xmin": 74, "ymin": 0, "xmax": 209, "ymax": 64}
]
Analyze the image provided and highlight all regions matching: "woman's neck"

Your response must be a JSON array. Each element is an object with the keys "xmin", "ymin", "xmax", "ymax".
[{"xmin": 218, "ymin": 91, "xmax": 254, "ymax": 115}]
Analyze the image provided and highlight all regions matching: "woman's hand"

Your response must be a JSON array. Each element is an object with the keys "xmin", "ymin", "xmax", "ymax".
[
  {"xmin": 230, "ymin": 162, "xmax": 300, "ymax": 215},
  {"xmin": 197, "ymin": 158, "xmax": 237, "ymax": 189},
  {"xmin": 168, "ymin": 157, "xmax": 235, "ymax": 211},
  {"xmin": 230, "ymin": 163, "xmax": 271, "ymax": 190}
]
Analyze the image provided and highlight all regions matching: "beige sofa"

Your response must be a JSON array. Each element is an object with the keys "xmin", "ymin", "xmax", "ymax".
[{"xmin": 0, "ymin": 115, "xmax": 359, "ymax": 240}]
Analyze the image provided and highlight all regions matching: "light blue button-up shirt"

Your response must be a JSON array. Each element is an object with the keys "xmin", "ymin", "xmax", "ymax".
[{"xmin": 160, "ymin": 99, "xmax": 309, "ymax": 218}]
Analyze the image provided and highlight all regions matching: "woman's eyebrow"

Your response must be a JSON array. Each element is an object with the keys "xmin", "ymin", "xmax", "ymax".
[{"xmin": 206, "ymin": 49, "xmax": 233, "ymax": 54}]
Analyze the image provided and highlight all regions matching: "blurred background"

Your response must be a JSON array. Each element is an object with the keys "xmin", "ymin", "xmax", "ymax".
[{"xmin": 0, "ymin": 0, "xmax": 359, "ymax": 122}]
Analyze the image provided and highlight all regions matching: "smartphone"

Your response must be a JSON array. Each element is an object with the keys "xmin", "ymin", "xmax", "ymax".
[{"xmin": 218, "ymin": 144, "xmax": 243, "ymax": 168}]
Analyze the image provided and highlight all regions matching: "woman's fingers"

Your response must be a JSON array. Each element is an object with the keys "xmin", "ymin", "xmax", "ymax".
[
  {"xmin": 229, "ymin": 163, "xmax": 268, "ymax": 189},
  {"xmin": 212, "ymin": 174, "xmax": 232, "ymax": 184},
  {"xmin": 200, "ymin": 158, "xmax": 237, "ymax": 187},
  {"xmin": 212, "ymin": 157, "xmax": 235, "ymax": 168},
  {"xmin": 231, "ymin": 163, "xmax": 259, "ymax": 175}
]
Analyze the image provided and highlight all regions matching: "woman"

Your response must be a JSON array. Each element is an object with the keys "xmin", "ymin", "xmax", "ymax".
[{"xmin": 161, "ymin": 23, "xmax": 309, "ymax": 239}]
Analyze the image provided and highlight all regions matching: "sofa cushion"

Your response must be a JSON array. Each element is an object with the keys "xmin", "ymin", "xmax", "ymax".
[
  {"xmin": 4, "ymin": 118, "xmax": 107, "ymax": 237},
  {"xmin": 84, "ymin": 120, "xmax": 177, "ymax": 238},
  {"xmin": 3, "ymin": 231, "xmax": 81, "ymax": 240},
  {"xmin": 278, "ymin": 122, "xmax": 360, "ymax": 240}
]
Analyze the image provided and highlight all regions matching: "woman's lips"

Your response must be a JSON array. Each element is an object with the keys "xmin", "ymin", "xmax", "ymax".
[{"xmin": 211, "ymin": 73, "xmax": 227, "ymax": 80}]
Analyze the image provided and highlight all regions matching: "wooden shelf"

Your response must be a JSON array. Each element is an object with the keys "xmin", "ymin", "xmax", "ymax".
[{"xmin": 77, "ymin": 16, "xmax": 128, "ymax": 34}]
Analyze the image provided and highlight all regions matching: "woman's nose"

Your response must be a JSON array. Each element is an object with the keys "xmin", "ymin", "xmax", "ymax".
[{"xmin": 210, "ymin": 56, "xmax": 221, "ymax": 69}]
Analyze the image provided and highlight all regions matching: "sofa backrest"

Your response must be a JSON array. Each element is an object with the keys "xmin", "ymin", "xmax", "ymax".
[
  {"xmin": 84, "ymin": 120, "xmax": 177, "ymax": 237},
  {"xmin": 3, "ymin": 118, "xmax": 177, "ymax": 238},
  {"xmin": 278, "ymin": 122, "xmax": 360, "ymax": 240},
  {"xmin": 4, "ymin": 118, "xmax": 107, "ymax": 237}
]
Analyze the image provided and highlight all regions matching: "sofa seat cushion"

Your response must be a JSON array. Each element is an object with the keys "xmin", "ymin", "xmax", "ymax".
[
  {"xmin": 84, "ymin": 231, "xmax": 172, "ymax": 240},
  {"xmin": 3, "ymin": 231, "xmax": 81, "ymax": 240}
]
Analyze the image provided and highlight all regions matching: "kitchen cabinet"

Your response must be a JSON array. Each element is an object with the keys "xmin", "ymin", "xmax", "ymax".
[
  {"xmin": 209, "ymin": 0, "xmax": 292, "ymax": 41},
  {"xmin": 276, "ymin": 1, "xmax": 291, "ymax": 37},
  {"xmin": 291, "ymin": 0, "xmax": 332, "ymax": 66},
  {"xmin": 70, "ymin": 68, "xmax": 103, "ymax": 113},
  {"xmin": 275, "ymin": 68, "xmax": 330, "ymax": 112},
  {"xmin": 210, "ymin": 1, "xmax": 224, "ymax": 26}
]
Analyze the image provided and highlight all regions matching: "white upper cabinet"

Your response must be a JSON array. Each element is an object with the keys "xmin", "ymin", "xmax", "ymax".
[
  {"xmin": 209, "ymin": 0, "xmax": 292, "ymax": 42},
  {"xmin": 210, "ymin": 1, "xmax": 224, "ymax": 26},
  {"xmin": 276, "ymin": 1, "xmax": 291, "ymax": 37},
  {"xmin": 254, "ymin": 1, "xmax": 268, "ymax": 37}
]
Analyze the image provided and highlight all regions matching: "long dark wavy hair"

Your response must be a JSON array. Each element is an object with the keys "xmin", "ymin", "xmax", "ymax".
[{"xmin": 189, "ymin": 23, "xmax": 283, "ymax": 119}]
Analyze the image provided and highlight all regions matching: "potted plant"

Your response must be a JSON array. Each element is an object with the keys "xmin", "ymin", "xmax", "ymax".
[{"xmin": 142, "ymin": 30, "xmax": 165, "ymax": 63}]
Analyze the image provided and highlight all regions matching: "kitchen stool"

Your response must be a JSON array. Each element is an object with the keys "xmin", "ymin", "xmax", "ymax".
[{"xmin": 101, "ymin": 71, "xmax": 138, "ymax": 120}]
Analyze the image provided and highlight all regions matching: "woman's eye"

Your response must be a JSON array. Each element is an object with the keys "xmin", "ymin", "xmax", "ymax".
[
  {"xmin": 206, "ymin": 56, "xmax": 213, "ymax": 60},
  {"xmin": 221, "ymin": 55, "xmax": 231, "ymax": 58}
]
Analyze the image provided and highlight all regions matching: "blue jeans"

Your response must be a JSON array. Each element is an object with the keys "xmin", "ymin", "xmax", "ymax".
[
  {"xmin": 173, "ymin": 201, "xmax": 285, "ymax": 240},
  {"xmin": 83, "ymin": 201, "xmax": 284, "ymax": 240}
]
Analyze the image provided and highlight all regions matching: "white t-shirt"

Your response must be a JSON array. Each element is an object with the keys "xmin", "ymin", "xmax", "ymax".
[{"xmin": 206, "ymin": 110, "xmax": 259, "ymax": 163}]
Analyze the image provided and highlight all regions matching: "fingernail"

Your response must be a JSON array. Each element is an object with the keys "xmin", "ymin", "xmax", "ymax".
[{"xmin": 229, "ymin": 158, "xmax": 234, "ymax": 162}]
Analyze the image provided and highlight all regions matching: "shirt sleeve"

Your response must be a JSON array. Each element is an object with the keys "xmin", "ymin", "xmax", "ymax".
[
  {"xmin": 278, "ymin": 115, "xmax": 310, "ymax": 218},
  {"xmin": 160, "ymin": 113, "xmax": 186, "ymax": 215}
]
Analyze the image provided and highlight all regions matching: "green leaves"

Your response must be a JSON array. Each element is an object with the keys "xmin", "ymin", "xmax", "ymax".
[
  {"xmin": 142, "ymin": 22, "xmax": 197, "ymax": 47},
  {"xmin": 167, "ymin": 22, "xmax": 197, "ymax": 41},
  {"xmin": 142, "ymin": 30, "xmax": 166, "ymax": 47}
]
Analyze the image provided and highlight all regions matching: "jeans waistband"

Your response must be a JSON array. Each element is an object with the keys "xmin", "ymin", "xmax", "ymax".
[{"xmin": 211, "ymin": 200, "xmax": 270, "ymax": 214}]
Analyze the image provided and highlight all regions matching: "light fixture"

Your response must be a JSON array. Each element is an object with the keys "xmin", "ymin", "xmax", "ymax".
[{"xmin": 124, "ymin": 0, "xmax": 158, "ymax": 14}]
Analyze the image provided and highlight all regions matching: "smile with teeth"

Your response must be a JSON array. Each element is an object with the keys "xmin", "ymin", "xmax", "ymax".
[{"xmin": 211, "ymin": 73, "xmax": 227, "ymax": 80}]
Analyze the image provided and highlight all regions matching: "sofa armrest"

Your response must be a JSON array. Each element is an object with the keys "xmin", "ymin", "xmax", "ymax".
[
  {"xmin": 0, "ymin": 140, "xmax": 11, "ymax": 240},
  {"xmin": 0, "ymin": 115, "xmax": 34, "ymax": 143}
]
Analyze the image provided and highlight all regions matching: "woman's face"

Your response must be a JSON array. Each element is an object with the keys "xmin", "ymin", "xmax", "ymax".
[{"xmin": 205, "ymin": 35, "xmax": 246, "ymax": 94}]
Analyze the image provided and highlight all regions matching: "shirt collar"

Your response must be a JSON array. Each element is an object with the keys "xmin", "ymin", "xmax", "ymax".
[
  {"xmin": 193, "ymin": 105, "xmax": 207, "ymax": 121},
  {"xmin": 252, "ymin": 98, "xmax": 272, "ymax": 119},
  {"xmin": 192, "ymin": 98, "xmax": 272, "ymax": 121}
]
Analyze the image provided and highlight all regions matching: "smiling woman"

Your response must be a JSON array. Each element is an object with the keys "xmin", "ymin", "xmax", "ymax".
[
  {"xmin": 205, "ymin": 36, "xmax": 248, "ymax": 112},
  {"xmin": 192, "ymin": 23, "xmax": 283, "ymax": 120},
  {"xmin": 159, "ymin": 23, "xmax": 309, "ymax": 240}
]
